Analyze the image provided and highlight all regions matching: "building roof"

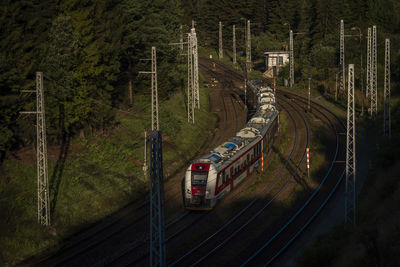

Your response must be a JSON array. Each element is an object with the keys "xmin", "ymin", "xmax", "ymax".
[{"xmin": 263, "ymin": 50, "xmax": 289, "ymax": 54}]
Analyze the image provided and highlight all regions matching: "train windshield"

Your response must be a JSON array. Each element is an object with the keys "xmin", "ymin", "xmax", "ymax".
[{"xmin": 191, "ymin": 171, "xmax": 208, "ymax": 186}]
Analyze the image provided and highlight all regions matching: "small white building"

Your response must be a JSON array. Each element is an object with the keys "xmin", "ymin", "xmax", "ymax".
[{"xmin": 263, "ymin": 49, "xmax": 290, "ymax": 78}]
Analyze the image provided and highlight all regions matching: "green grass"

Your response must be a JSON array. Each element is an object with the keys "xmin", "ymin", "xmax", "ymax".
[{"xmin": 0, "ymin": 84, "xmax": 216, "ymax": 265}]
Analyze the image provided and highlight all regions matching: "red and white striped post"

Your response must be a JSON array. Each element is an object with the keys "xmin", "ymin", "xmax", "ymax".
[{"xmin": 306, "ymin": 147, "xmax": 310, "ymax": 178}]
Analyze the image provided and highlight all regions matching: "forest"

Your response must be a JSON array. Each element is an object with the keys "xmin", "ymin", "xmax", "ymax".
[
  {"xmin": 1, "ymin": 0, "xmax": 400, "ymax": 160},
  {"xmin": 1, "ymin": 0, "xmax": 400, "ymax": 265}
]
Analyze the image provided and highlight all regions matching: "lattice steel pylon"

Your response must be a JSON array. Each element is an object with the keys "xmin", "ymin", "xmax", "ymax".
[
  {"xmin": 366, "ymin": 27, "xmax": 371, "ymax": 98},
  {"xmin": 151, "ymin": 47, "xmax": 159, "ymax": 131},
  {"xmin": 187, "ymin": 32, "xmax": 194, "ymax": 123},
  {"xmin": 371, "ymin": 25, "xmax": 377, "ymax": 117},
  {"xmin": 21, "ymin": 72, "xmax": 51, "ymax": 226},
  {"xmin": 345, "ymin": 64, "xmax": 356, "ymax": 225},
  {"xmin": 191, "ymin": 28, "xmax": 200, "ymax": 109},
  {"xmin": 149, "ymin": 130, "xmax": 166, "ymax": 267},
  {"xmin": 139, "ymin": 47, "xmax": 159, "ymax": 131},
  {"xmin": 233, "ymin": 24, "xmax": 236, "ymax": 64},
  {"xmin": 289, "ymin": 30, "xmax": 294, "ymax": 87},
  {"xmin": 246, "ymin": 20, "xmax": 251, "ymax": 72},
  {"xmin": 339, "ymin": 20, "xmax": 345, "ymax": 95},
  {"xmin": 36, "ymin": 72, "xmax": 50, "ymax": 226},
  {"xmin": 219, "ymin": 21, "xmax": 223, "ymax": 59},
  {"xmin": 384, "ymin": 38, "xmax": 391, "ymax": 137}
]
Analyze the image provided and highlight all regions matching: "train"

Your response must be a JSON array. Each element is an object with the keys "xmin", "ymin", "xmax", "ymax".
[{"xmin": 183, "ymin": 79, "xmax": 279, "ymax": 210}]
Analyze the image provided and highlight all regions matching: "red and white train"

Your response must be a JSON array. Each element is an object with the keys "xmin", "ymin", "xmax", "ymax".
[{"xmin": 183, "ymin": 80, "xmax": 279, "ymax": 210}]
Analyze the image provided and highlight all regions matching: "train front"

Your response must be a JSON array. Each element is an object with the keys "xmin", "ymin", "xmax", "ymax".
[{"xmin": 184, "ymin": 162, "xmax": 217, "ymax": 210}]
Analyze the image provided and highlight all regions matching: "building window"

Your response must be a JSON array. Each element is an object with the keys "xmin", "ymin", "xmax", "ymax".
[{"xmin": 278, "ymin": 56, "xmax": 283, "ymax": 66}]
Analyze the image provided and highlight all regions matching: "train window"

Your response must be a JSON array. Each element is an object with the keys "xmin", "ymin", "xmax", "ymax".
[
  {"xmin": 191, "ymin": 171, "xmax": 208, "ymax": 186},
  {"xmin": 217, "ymin": 173, "xmax": 222, "ymax": 187}
]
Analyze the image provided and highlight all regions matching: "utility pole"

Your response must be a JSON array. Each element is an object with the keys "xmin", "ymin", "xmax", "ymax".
[
  {"xmin": 339, "ymin": 20, "xmax": 345, "ymax": 96},
  {"xmin": 191, "ymin": 28, "xmax": 200, "ymax": 109},
  {"xmin": 20, "ymin": 72, "xmax": 50, "ymax": 226},
  {"xmin": 139, "ymin": 47, "xmax": 159, "ymax": 131},
  {"xmin": 140, "ymin": 48, "xmax": 166, "ymax": 267},
  {"xmin": 169, "ymin": 30, "xmax": 196, "ymax": 123},
  {"xmin": 246, "ymin": 20, "xmax": 251, "ymax": 72},
  {"xmin": 366, "ymin": 27, "xmax": 371, "ymax": 98},
  {"xmin": 289, "ymin": 30, "xmax": 294, "ymax": 87},
  {"xmin": 273, "ymin": 66, "xmax": 277, "ymax": 94},
  {"xmin": 219, "ymin": 21, "xmax": 223, "ymax": 59},
  {"xmin": 187, "ymin": 32, "xmax": 195, "ymax": 123},
  {"xmin": 384, "ymin": 38, "xmax": 391, "ymax": 137},
  {"xmin": 151, "ymin": 47, "xmax": 159, "ymax": 131},
  {"xmin": 143, "ymin": 130, "xmax": 148, "ymax": 180},
  {"xmin": 308, "ymin": 66, "xmax": 311, "ymax": 110},
  {"xmin": 149, "ymin": 130, "xmax": 166, "ymax": 267},
  {"xmin": 192, "ymin": 20, "xmax": 195, "ymax": 29},
  {"xmin": 179, "ymin": 25, "xmax": 183, "ymax": 51},
  {"xmin": 345, "ymin": 64, "xmax": 356, "ymax": 225},
  {"xmin": 233, "ymin": 24, "xmax": 236, "ymax": 65},
  {"xmin": 371, "ymin": 25, "xmax": 377, "ymax": 117}
]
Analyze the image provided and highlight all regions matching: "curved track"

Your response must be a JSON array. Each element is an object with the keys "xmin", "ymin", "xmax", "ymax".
[
  {"xmin": 25, "ymin": 58, "xmax": 247, "ymax": 267},
  {"xmin": 27, "ymin": 59, "xmax": 345, "ymax": 267}
]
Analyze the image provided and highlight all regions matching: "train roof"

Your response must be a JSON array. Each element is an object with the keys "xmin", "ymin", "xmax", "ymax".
[{"xmin": 197, "ymin": 80, "xmax": 278, "ymax": 167}]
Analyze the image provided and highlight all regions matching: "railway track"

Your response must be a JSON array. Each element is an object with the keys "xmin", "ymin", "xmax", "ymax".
[
  {"xmin": 106, "ymin": 62, "xmax": 307, "ymax": 266},
  {"xmin": 163, "ymin": 61, "xmax": 345, "ymax": 267},
  {"xmin": 26, "ymin": 57, "xmax": 247, "ymax": 267},
  {"xmin": 167, "ymin": 90, "xmax": 310, "ymax": 266},
  {"xmin": 29, "ymin": 58, "xmax": 345, "ymax": 267}
]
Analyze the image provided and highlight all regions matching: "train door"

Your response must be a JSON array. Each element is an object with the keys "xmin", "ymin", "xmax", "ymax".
[{"xmin": 230, "ymin": 167, "xmax": 234, "ymax": 190}]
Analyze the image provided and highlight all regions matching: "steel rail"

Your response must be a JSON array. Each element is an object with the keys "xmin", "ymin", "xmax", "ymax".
[{"xmin": 169, "ymin": 94, "xmax": 308, "ymax": 266}]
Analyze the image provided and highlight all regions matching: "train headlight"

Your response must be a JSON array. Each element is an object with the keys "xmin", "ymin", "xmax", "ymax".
[
  {"xmin": 206, "ymin": 190, "xmax": 210, "ymax": 196},
  {"xmin": 186, "ymin": 189, "xmax": 191, "ymax": 194}
]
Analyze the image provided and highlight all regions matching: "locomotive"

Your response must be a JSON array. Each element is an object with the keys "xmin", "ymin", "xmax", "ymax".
[{"xmin": 183, "ymin": 80, "xmax": 279, "ymax": 210}]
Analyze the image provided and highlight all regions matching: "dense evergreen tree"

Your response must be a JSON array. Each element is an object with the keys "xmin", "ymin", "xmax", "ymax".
[{"xmin": 0, "ymin": 0, "xmax": 399, "ymax": 161}]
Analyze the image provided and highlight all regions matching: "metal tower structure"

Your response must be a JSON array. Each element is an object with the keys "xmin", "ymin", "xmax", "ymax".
[
  {"xmin": 139, "ymin": 47, "xmax": 159, "ymax": 131},
  {"xmin": 366, "ymin": 27, "xmax": 371, "ymax": 98},
  {"xmin": 151, "ymin": 47, "xmax": 159, "ymax": 131},
  {"xmin": 21, "ymin": 72, "xmax": 50, "ymax": 226},
  {"xmin": 246, "ymin": 20, "xmax": 251, "ymax": 72},
  {"xmin": 384, "ymin": 38, "xmax": 391, "ymax": 137},
  {"xmin": 345, "ymin": 64, "xmax": 356, "ymax": 225},
  {"xmin": 371, "ymin": 25, "xmax": 377, "ymax": 117},
  {"xmin": 339, "ymin": 20, "xmax": 345, "ymax": 95},
  {"xmin": 187, "ymin": 32, "xmax": 195, "ymax": 123},
  {"xmin": 149, "ymin": 130, "xmax": 166, "ymax": 267},
  {"xmin": 219, "ymin": 21, "xmax": 223, "ymax": 59},
  {"xmin": 233, "ymin": 25, "xmax": 236, "ymax": 64},
  {"xmin": 289, "ymin": 30, "xmax": 294, "ymax": 87},
  {"xmin": 191, "ymin": 28, "xmax": 200, "ymax": 109}
]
